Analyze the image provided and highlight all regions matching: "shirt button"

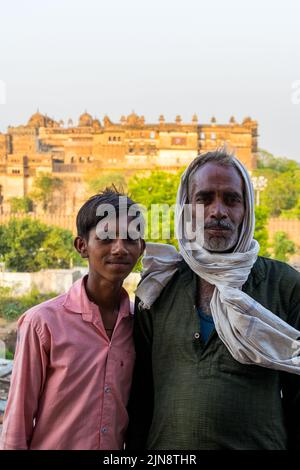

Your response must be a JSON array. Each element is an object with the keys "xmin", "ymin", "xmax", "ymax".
[
  {"xmin": 194, "ymin": 332, "xmax": 200, "ymax": 340},
  {"xmin": 104, "ymin": 386, "xmax": 111, "ymax": 393},
  {"xmin": 101, "ymin": 427, "xmax": 107, "ymax": 434}
]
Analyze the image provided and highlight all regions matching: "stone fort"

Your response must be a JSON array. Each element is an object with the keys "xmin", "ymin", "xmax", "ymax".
[{"xmin": 0, "ymin": 111, "xmax": 258, "ymax": 214}]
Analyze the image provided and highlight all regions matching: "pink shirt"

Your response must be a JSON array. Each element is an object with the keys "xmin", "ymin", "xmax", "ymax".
[{"xmin": 0, "ymin": 276, "xmax": 135, "ymax": 450}]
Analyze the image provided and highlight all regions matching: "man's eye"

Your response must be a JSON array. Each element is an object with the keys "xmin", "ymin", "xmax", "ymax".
[
  {"xmin": 197, "ymin": 196, "xmax": 209, "ymax": 203},
  {"xmin": 227, "ymin": 196, "xmax": 240, "ymax": 204}
]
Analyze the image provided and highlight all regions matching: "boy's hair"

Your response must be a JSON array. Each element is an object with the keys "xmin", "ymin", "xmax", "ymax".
[{"xmin": 76, "ymin": 187, "xmax": 139, "ymax": 239}]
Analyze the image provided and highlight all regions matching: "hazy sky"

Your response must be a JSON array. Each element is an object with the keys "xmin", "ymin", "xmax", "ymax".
[{"xmin": 1, "ymin": 0, "xmax": 300, "ymax": 160}]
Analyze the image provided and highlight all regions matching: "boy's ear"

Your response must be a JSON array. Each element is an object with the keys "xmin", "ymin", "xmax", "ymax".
[{"xmin": 74, "ymin": 236, "xmax": 89, "ymax": 258}]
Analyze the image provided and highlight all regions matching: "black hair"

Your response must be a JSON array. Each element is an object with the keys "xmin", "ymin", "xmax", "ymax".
[{"xmin": 76, "ymin": 187, "xmax": 139, "ymax": 239}]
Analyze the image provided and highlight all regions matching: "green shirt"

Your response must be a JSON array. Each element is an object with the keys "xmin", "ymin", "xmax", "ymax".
[{"xmin": 127, "ymin": 256, "xmax": 300, "ymax": 450}]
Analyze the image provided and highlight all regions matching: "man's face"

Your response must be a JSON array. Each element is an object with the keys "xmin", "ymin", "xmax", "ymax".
[
  {"xmin": 75, "ymin": 216, "xmax": 145, "ymax": 284},
  {"xmin": 190, "ymin": 163, "xmax": 245, "ymax": 252}
]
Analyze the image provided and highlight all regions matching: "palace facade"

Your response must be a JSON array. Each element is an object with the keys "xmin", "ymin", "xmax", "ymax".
[{"xmin": 0, "ymin": 111, "xmax": 258, "ymax": 212}]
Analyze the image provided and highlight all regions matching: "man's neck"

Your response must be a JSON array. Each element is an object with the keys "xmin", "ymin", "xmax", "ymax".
[{"xmin": 197, "ymin": 277, "xmax": 215, "ymax": 316}]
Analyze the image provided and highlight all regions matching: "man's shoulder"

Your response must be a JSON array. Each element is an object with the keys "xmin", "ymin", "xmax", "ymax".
[{"xmin": 254, "ymin": 256, "xmax": 300, "ymax": 284}]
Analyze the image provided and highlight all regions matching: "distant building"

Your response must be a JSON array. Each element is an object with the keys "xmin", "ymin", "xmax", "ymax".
[{"xmin": 0, "ymin": 111, "xmax": 258, "ymax": 211}]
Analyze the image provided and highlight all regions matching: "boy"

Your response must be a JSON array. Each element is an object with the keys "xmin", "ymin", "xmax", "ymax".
[{"xmin": 0, "ymin": 189, "xmax": 145, "ymax": 449}]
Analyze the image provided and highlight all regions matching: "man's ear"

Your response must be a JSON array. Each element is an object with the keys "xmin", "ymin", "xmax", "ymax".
[{"xmin": 74, "ymin": 236, "xmax": 89, "ymax": 258}]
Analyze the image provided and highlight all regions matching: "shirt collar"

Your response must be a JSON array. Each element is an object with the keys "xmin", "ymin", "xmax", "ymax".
[{"xmin": 63, "ymin": 274, "xmax": 132, "ymax": 322}]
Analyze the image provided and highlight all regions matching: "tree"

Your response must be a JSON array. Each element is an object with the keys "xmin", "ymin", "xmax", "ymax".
[
  {"xmin": 30, "ymin": 174, "xmax": 64, "ymax": 211},
  {"xmin": 35, "ymin": 226, "xmax": 84, "ymax": 269},
  {"xmin": 85, "ymin": 172, "xmax": 126, "ymax": 195},
  {"xmin": 257, "ymin": 149, "xmax": 299, "ymax": 173},
  {"xmin": 260, "ymin": 171, "xmax": 299, "ymax": 216},
  {"xmin": 254, "ymin": 206, "xmax": 270, "ymax": 257},
  {"xmin": 128, "ymin": 170, "xmax": 183, "ymax": 246},
  {"xmin": 9, "ymin": 196, "xmax": 33, "ymax": 214},
  {"xmin": 0, "ymin": 218, "xmax": 85, "ymax": 272},
  {"xmin": 272, "ymin": 231, "xmax": 296, "ymax": 262}
]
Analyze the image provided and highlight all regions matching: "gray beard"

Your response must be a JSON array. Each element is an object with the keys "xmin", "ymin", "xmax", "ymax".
[{"xmin": 203, "ymin": 231, "xmax": 239, "ymax": 252}]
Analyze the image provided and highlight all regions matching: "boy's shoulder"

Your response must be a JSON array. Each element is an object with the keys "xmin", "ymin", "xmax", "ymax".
[{"xmin": 18, "ymin": 292, "xmax": 68, "ymax": 329}]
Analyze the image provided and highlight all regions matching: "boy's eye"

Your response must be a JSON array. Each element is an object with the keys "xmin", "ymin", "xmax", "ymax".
[{"xmin": 96, "ymin": 234, "xmax": 112, "ymax": 242}]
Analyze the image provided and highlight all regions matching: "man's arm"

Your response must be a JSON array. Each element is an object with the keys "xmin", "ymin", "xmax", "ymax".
[
  {"xmin": 126, "ymin": 299, "xmax": 154, "ymax": 450},
  {"xmin": 282, "ymin": 288, "xmax": 300, "ymax": 449},
  {"xmin": 0, "ymin": 316, "xmax": 49, "ymax": 450}
]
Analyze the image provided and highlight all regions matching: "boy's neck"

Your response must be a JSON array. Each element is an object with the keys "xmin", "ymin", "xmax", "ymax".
[{"xmin": 84, "ymin": 273, "xmax": 123, "ymax": 310}]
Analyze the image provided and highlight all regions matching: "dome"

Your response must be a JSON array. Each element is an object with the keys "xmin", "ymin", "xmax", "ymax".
[
  {"xmin": 92, "ymin": 119, "xmax": 101, "ymax": 129},
  {"xmin": 27, "ymin": 111, "xmax": 46, "ymax": 128},
  {"xmin": 242, "ymin": 116, "xmax": 252, "ymax": 124},
  {"xmin": 78, "ymin": 112, "xmax": 93, "ymax": 127},
  {"xmin": 103, "ymin": 115, "xmax": 113, "ymax": 127},
  {"xmin": 127, "ymin": 112, "xmax": 139, "ymax": 126}
]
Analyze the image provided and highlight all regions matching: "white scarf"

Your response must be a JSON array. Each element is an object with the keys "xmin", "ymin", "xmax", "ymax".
[{"xmin": 136, "ymin": 157, "xmax": 300, "ymax": 374}]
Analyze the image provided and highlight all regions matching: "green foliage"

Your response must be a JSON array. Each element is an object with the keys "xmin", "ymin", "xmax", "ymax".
[
  {"xmin": 129, "ymin": 170, "xmax": 183, "ymax": 246},
  {"xmin": 34, "ymin": 225, "xmax": 84, "ymax": 269},
  {"xmin": 0, "ymin": 218, "xmax": 85, "ymax": 272},
  {"xmin": 31, "ymin": 174, "xmax": 64, "ymax": 211},
  {"xmin": 129, "ymin": 170, "xmax": 182, "ymax": 206},
  {"xmin": 86, "ymin": 172, "xmax": 126, "ymax": 194},
  {"xmin": 257, "ymin": 149, "xmax": 300, "ymax": 173},
  {"xmin": 9, "ymin": 196, "xmax": 33, "ymax": 214},
  {"xmin": 272, "ymin": 231, "xmax": 296, "ymax": 262},
  {"xmin": 0, "ymin": 286, "xmax": 57, "ymax": 321},
  {"xmin": 260, "ymin": 171, "xmax": 299, "ymax": 216},
  {"xmin": 255, "ymin": 149, "xmax": 300, "ymax": 217},
  {"xmin": 281, "ymin": 198, "xmax": 300, "ymax": 219},
  {"xmin": 5, "ymin": 350, "xmax": 14, "ymax": 360},
  {"xmin": 254, "ymin": 206, "xmax": 270, "ymax": 257}
]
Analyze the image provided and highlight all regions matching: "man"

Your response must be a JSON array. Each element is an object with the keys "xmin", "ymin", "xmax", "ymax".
[
  {"xmin": 127, "ymin": 150, "xmax": 300, "ymax": 450},
  {"xmin": 0, "ymin": 189, "xmax": 145, "ymax": 450}
]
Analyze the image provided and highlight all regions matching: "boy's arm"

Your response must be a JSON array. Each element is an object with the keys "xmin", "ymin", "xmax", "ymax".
[{"xmin": 0, "ymin": 316, "xmax": 49, "ymax": 450}]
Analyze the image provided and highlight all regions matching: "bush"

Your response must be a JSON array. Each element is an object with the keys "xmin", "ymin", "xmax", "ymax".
[
  {"xmin": 0, "ymin": 217, "xmax": 86, "ymax": 272},
  {"xmin": 0, "ymin": 287, "xmax": 57, "ymax": 321}
]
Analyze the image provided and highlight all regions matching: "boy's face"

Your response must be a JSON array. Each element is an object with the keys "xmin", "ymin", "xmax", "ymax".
[{"xmin": 74, "ymin": 216, "xmax": 145, "ymax": 284}]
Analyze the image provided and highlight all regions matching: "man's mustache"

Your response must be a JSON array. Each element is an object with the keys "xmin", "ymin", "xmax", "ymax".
[{"xmin": 204, "ymin": 221, "xmax": 234, "ymax": 231}]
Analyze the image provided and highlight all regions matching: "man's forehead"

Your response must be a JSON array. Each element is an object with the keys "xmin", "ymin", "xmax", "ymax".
[{"xmin": 190, "ymin": 162, "xmax": 244, "ymax": 192}]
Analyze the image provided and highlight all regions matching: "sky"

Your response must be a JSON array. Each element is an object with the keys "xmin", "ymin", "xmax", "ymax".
[{"xmin": 0, "ymin": 0, "xmax": 300, "ymax": 161}]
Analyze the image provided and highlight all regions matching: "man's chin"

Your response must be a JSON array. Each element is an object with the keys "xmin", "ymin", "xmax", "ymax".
[{"xmin": 203, "ymin": 236, "xmax": 237, "ymax": 253}]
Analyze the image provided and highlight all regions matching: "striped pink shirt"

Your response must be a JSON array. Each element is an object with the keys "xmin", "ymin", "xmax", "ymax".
[{"xmin": 0, "ymin": 276, "xmax": 135, "ymax": 450}]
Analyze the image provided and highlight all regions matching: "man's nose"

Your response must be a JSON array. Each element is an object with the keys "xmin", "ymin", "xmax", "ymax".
[
  {"xmin": 111, "ymin": 238, "xmax": 129, "ymax": 255},
  {"xmin": 210, "ymin": 199, "xmax": 228, "ymax": 219}
]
